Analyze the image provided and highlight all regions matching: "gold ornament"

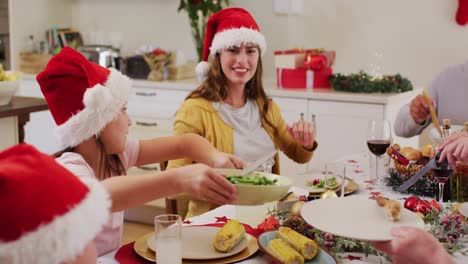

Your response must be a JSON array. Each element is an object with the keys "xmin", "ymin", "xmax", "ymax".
[{"xmin": 290, "ymin": 201, "xmax": 306, "ymax": 217}]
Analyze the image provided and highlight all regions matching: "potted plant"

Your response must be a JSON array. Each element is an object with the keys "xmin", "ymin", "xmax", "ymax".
[{"xmin": 178, "ymin": 0, "xmax": 230, "ymax": 61}]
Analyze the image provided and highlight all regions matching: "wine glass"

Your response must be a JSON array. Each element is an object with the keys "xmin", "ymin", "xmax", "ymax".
[
  {"xmin": 431, "ymin": 159, "xmax": 453, "ymax": 204},
  {"xmin": 367, "ymin": 120, "xmax": 392, "ymax": 185}
]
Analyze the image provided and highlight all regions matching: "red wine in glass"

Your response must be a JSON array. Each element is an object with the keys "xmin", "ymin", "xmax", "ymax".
[
  {"xmin": 432, "ymin": 167, "xmax": 453, "ymax": 183},
  {"xmin": 367, "ymin": 140, "xmax": 391, "ymax": 156},
  {"xmin": 431, "ymin": 158, "xmax": 453, "ymax": 203},
  {"xmin": 367, "ymin": 120, "xmax": 392, "ymax": 186}
]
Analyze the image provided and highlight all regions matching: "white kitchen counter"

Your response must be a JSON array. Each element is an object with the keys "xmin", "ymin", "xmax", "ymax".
[
  {"xmin": 21, "ymin": 74, "xmax": 419, "ymax": 105},
  {"xmin": 131, "ymin": 78, "xmax": 418, "ymax": 105}
]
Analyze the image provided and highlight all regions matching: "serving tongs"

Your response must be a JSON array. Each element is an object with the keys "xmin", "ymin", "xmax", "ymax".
[{"xmin": 422, "ymin": 89, "xmax": 442, "ymax": 137}]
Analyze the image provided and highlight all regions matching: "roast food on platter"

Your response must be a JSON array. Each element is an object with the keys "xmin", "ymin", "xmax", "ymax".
[
  {"xmin": 386, "ymin": 143, "xmax": 434, "ymax": 178},
  {"xmin": 375, "ymin": 196, "xmax": 401, "ymax": 222},
  {"xmin": 213, "ymin": 219, "xmax": 246, "ymax": 252}
]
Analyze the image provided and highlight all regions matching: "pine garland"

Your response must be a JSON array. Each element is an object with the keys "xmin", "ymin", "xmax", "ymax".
[
  {"xmin": 385, "ymin": 168, "xmax": 438, "ymax": 197},
  {"xmin": 330, "ymin": 71, "xmax": 413, "ymax": 93}
]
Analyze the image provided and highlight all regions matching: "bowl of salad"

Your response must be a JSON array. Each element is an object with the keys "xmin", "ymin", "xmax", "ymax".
[{"xmin": 216, "ymin": 169, "xmax": 292, "ymax": 205}]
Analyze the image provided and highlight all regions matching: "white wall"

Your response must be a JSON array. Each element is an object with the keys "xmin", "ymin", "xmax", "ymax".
[
  {"xmin": 238, "ymin": 0, "xmax": 468, "ymax": 87},
  {"xmin": 9, "ymin": 0, "xmax": 71, "ymax": 69},
  {"xmin": 10, "ymin": 0, "xmax": 468, "ymax": 87},
  {"xmin": 70, "ymin": 0, "xmax": 197, "ymax": 61}
]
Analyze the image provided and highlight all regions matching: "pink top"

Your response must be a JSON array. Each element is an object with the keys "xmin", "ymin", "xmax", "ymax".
[{"xmin": 56, "ymin": 139, "xmax": 139, "ymax": 256}]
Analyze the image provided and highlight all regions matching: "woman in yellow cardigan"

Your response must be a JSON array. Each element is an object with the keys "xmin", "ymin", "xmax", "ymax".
[{"xmin": 167, "ymin": 7, "xmax": 317, "ymax": 218}]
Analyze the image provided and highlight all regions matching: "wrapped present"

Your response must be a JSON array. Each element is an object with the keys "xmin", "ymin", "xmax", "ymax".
[
  {"xmin": 274, "ymin": 49, "xmax": 336, "ymax": 69},
  {"xmin": 276, "ymin": 67, "xmax": 332, "ymax": 89}
]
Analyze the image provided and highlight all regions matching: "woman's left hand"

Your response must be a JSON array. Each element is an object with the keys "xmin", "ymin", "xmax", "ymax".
[
  {"xmin": 287, "ymin": 120, "xmax": 316, "ymax": 150},
  {"xmin": 210, "ymin": 151, "xmax": 246, "ymax": 169}
]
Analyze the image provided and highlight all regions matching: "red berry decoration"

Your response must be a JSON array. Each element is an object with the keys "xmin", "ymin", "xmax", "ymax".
[{"xmin": 430, "ymin": 199, "xmax": 442, "ymax": 212}]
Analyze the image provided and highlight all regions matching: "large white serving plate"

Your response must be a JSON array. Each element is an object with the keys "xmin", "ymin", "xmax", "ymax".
[{"xmin": 301, "ymin": 196, "xmax": 425, "ymax": 241}]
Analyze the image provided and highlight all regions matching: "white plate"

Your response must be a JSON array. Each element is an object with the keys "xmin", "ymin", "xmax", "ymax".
[
  {"xmin": 459, "ymin": 203, "xmax": 468, "ymax": 217},
  {"xmin": 429, "ymin": 125, "xmax": 464, "ymax": 144},
  {"xmin": 301, "ymin": 196, "xmax": 425, "ymax": 241},
  {"xmin": 307, "ymin": 172, "xmax": 345, "ymax": 194},
  {"xmin": 147, "ymin": 226, "xmax": 248, "ymax": 260}
]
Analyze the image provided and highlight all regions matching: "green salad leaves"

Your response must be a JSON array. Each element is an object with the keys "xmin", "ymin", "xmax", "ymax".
[{"xmin": 227, "ymin": 174, "xmax": 278, "ymax": 185}]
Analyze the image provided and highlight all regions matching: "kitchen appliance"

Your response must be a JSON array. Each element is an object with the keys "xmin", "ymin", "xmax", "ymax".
[
  {"xmin": 0, "ymin": 34, "xmax": 9, "ymax": 69},
  {"xmin": 125, "ymin": 55, "xmax": 150, "ymax": 79},
  {"xmin": 78, "ymin": 45, "xmax": 123, "ymax": 70}
]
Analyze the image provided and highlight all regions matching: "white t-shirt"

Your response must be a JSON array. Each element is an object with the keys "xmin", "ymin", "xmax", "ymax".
[
  {"xmin": 56, "ymin": 139, "xmax": 139, "ymax": 256},
  {"xmin": 211, "ymin": 99, "xmax": 276, "ymax": 164}
]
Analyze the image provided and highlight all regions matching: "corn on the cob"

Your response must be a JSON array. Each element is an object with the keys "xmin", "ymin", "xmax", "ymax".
[
  {"xmin": 266, "ymin": 238, "xmax": 304, "ymax": 264},
  {"xmin": 213, "ymin": 219, "xmax": 245, "ymax": 252},
  {"xmin": 277, "ymin": 227, "xmax": 318, "ymax": 260}
]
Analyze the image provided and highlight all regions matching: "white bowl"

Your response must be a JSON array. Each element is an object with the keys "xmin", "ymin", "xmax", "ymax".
[
  {"xmin": 0, "ymin": 81, "xmax": 19, "ymax": 106},
  {"xmin": 216, "ymin": 169, "xmax": 293, "ymax": 205}
]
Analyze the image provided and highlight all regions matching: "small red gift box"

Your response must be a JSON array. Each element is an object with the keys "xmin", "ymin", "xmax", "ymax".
[
  {"xmin": 276, "ymin": 67, "xmax": 333, "ymax": 89},
  {"xmin": 274, "ymin": 49, "xmax": 336, "ymax": 69}
]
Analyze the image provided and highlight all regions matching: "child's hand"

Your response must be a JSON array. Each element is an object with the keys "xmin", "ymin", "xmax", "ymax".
[
  {"xmin": 210, "ymin": 151, "xmax": 245, "ymax": 169},
  {"xmin": 175, "ymin": 164, "xmax": 238, "ymax": 205}
]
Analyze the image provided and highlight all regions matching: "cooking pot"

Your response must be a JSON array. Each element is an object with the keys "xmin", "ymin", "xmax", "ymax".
[{"xmin": 78, "ymin": 45, "xmax": 123, "ymax": 70}]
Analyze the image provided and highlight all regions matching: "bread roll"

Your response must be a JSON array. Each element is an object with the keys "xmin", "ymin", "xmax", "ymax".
[
  {"xmin": 421, "ymin": 144, "xmax": 433, "ymax": 158},
  {"xmin": 400, "ymin": 147, "xmax": 422, "ymax": 161},
  {"xmin": 375, "ymin": 196, "xmax": 401, "ymax": 222}
]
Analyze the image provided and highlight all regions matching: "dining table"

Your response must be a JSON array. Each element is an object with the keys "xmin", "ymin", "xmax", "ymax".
[{"xmin": 98, "ymin": 153, "xmax": 467, "ymax": 264}]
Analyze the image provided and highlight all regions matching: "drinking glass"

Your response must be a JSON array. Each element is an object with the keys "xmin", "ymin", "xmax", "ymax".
[
  {"xmin": 367, "ymin": 120, "xmax": 392, "ymax": 185},
  {"xmin": 154, "ymin": 214, "xmax": 182, "ymax": 264},
  {"xmin": 320, "ymin": 163, "xmax": 338, "ymax": 199},
  {"xmin": 431, "ymin": 161, "xmax": 453, "ymax": 204}
]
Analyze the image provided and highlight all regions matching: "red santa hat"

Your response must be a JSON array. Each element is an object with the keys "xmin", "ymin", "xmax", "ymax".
[
  {"xmin": 37, "ymin": 47, "xmax": 131, "ymax": 148},
  {"xmin": 0, "ymin": 143, "xmax": 110, "ymax": 264},
  {"xmin": 196, "ymin": 7, "xmax": 267, "ymax": 80}
]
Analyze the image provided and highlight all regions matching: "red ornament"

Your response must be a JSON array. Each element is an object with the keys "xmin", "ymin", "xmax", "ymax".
[
  {"xmin": 414, "ymin": 200, "xmax": 432, "ymax": 214},
  {"xmin": 403, "ymin": 196, "xmax": 421, "ymax": 211},
  {"xmin": 456, "ymin": 0, "xmax": 468, "ymax": 26}
]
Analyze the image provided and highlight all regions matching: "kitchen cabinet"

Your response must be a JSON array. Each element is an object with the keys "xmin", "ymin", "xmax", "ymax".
[
  {"xmin": 305, "ymin": 92, "xmax": 418, "ymax": 171},
  {"xmin": 270, "ymin": 96, "xmax": 310, "ymax": 183},
  {"xmin": 125, "ymin": 82, "xmax": 190, "ymax": 223},
  {"xmin": 307, "ymin": 100, "xmax": 384, "ymax": 168},
  {"xmin": 17, "ymin": 76, "xmax": 60, "ymax": 154},
  {"xmin": 0, "ymin": 116, "xmax": 17, "ymax": 150},
  {"xmin": 126, "ymin": 83, "xmax": 190, "ymax": 174}
]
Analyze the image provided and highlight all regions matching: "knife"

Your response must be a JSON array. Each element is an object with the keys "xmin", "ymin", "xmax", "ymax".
[
  {"xmin": 239, "ymin": 150, "xmax": 278, "ymax": 176},
  {"xmin": 398, "ymin": 158, "xmax": 437, "ymax": 192}
]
